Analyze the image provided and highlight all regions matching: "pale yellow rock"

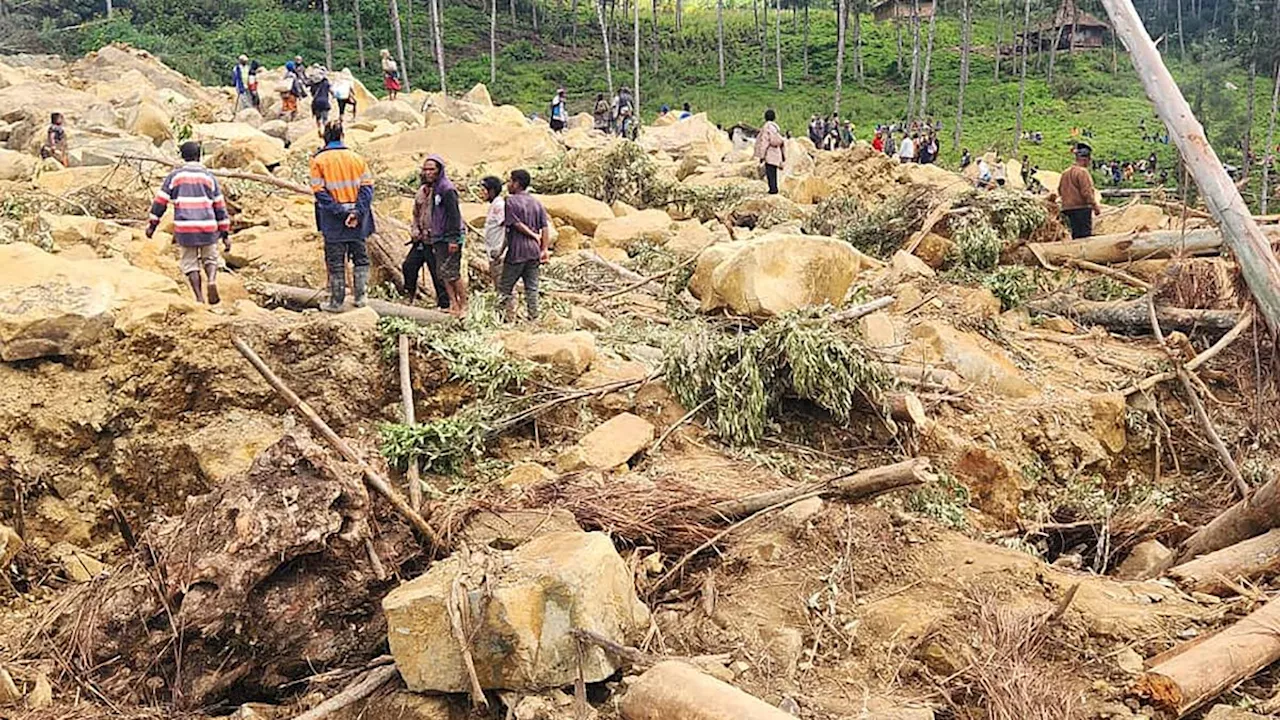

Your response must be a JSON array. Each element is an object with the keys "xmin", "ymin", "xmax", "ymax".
[
  {"xmin": 958, "ymin": 287, "xmax": 1002, "ymax": 319},
  {"xmin": 1114, "ymin": 540, "xmax": 1174, "ymax": 581},
  {"xmin": 575, "ymin": 357, "xmax": 650, "ymax": 389},
  {"xmin": 127, "ymin": 101, "xmax": 173, "ymax": 144},
  {"xmin": 51, "ymin": 541, "xmax": 106, "ymax": 582},
  {"xmin": 185, "ymin": 411, "xmax": 285, "ymax": 484},
  {"xmin": 611, "ymin": 200, "xmax": 638, "ymax": 217},
  {"xmin": 361, "ymin": 98, "xmax": 424, "ymax": 126},
  {"xmin": 1005, "ymin": 159, "xmax": 1026, "ymax": 191},
  {"xmin": 536, "ymin": 193, "xmax": 615, "ymax": 235},
  {"xmin": 593, "ymin": 209, "xmax": 675, "ymax": 250},
  {"xmin": 556, "ymin": 413, "xmax": 655, "ymax": 472},
  {"xmin": 499, "ymin": 462, "xmax": 558, "ymax": 489},
  {"xmin": 209, "ymin": 134, "xmax": 287, "ymax": 169},
  {"xmin": 554, "ymin": 226, "xmax": 584, "ymax": 252},
  {"xmin": 461, "ymin": 508, "xmax": 583, "ymax": 549},
  {"xmin": 501, "ymin": 330, "xmax": 598, "ymax": 376},
  {"xmin": 1094, "ymin": 203, "xmax": 1168, "ymax": 236},
  {"xmin": 0, "ymin": 668, "xmax": 19, "ymax": 704},
  {"xmin": 0, "ymin": 149, "xmax": 36, "ymax": 181},
  {"xmin": 913, "ymin": 232, "xmax": 955, "ymax": 269},
  {"xmin": 569, "ymin": 306, "xmax": 611, "ymax": 331},
  {"xmin": 383, "ymin": 531, "xmax": 651, "ymax": 692},
  {"xmin": 637, "ymin": 113, "xmax": 732, "ymax": 161},
  {"xmin": 666, "ymin": 221, "xmax": 714, "ymax": 257},
  {"xmin": 39, "ymin": 212, "xmax": 106, "ymax": 247},
  {"xmin": 593, "ymin": 247, "xmax": 629, "ymax": 264},
  {"xmin": 0, "ymin": 524, "xmax": 21, "ymax": 567},
  {"xmin": 858, "ymin": 312, "xmax": 898, "ymax": 352},
  {"xmin": 461, "ymin": 83, "xmax": 494, "ymax": 107},
  {"xmin": 890, "ymin": 250, "xmax": 936, "ymax": 280},
  {"xmin": 365, "ymin": 122, "xmax": 561, "ymax": 178},
  {"xmin": 26, "ymin": 674, "xmax": 52, "ymax": 709},
  {"xmin": 786, "ymin": 175, "xmax": 832, "ymax": 205},
  {"xmin": 904, "ymin": 321, "xmax": 1037, "ymax": 398}
]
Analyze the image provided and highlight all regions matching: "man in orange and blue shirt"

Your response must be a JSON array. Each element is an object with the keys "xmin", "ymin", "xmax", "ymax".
[
  {"xmin": 309, "ymin": 120, "xmax": 376, "ymax": 312},
  {"xmin": 146, "ymin": 141, "xmax": 231, "ymax": 304}
]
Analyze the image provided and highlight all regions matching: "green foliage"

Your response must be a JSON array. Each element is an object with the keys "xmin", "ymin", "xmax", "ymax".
[
  {"xmin": 377, "ymin": 315, "xmax": 535, "ymax": 401},
  {"xmin": 814, "ymin": 193, "xmax": 932, "ymax": 260},
  {"xmin": 663, "ymin": 313, "xmax": 889, "ymax": 446},
  {"xmin": 379, "ymin": 408, "xmax": 489, "ymax": 476},
  {"xmin": 1082, "ymin": 276, "xmax": 1145, "ymax": 302},
  {"xmin": 907, "ymin": 473, "xmax": 972, "ymax": 529},
  {"xmin": 948, "ymin": 189, "xmax": 1047, "ymax": 270},
  {"xmin": 981, "ymin": 266, "xmax": 1036, "ymax": 311}
]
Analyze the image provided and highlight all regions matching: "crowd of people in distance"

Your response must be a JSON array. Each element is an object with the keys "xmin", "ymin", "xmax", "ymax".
[
  {"xmin": 1098, "ymin": 152, "xmax": 1168, "ymax": 186},
  {"xmin": 807, "ymin": 114, "xmax": 855, "ymax": 150},
  {"xmin": 232, "ymin": 53, "xmax": 360, "ymax": 135},
  {"xmin": 871, "ymin": 124, "xmax": 942, "ymax": 165}
]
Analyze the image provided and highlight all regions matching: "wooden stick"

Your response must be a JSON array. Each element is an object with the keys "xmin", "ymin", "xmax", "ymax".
[
  {"xmin": 1145, "ymin": 294, "xmax": 1248, "ymax": 500},
  {"xmin": 701, "ymin": 457, "xmax": 934, "ymax": 521},
  {"xmin": 583, "ymin": 250, "xmax": 648, "ymax": 284},
  {"xmin": 486, "ymin": 373, "xmax": 660, "ymax": 436},
  {"xmin": 1168, "ymin": 528, "xmax": 1280, "ymax": 596},
  {"xmin": 448, "ymin": 576, "xmax": 488, "ymax": 708},
  {"xmin": 1123, "ymin": 311, "xmax": 1254, "ymax": 395},
  {"xmin": 1060, "ymin": 257, "xmax": 1152, "ymax": 290},
  {"xmin": 651, "ymin": 399, "xmax": 712, "ymax": 454},
  {"xmin": 1132, "ymin": 597, "xmax": 1280, "ymax": 717},
  {"xmin": 1101, "ymin": 0, "xmax": 1280, "ymax": 332},
  {"xmin": 397, "ymin": 333, "xmax": 423, "ymax": 513},
  {"xmin": 231, "ymin": 336, "xmax": 445, "ymax": 552},
  {"xmin": 290, "ymin": 664, "xmax": 399, "ymax": 720},
  {"xmin": 1180, "ymin": 469, "xmax": 1280, "ymax": 563},
  {"xmin": 599, "ymin": 250, "xmax": 704, "ymax": 301},
  {"xmin": 255, "ymin": 282, "xmax": 451, "ymax": 324},
  {"xmin": 1027, "ymin": 295, "xmax": 1241, "ymax": 335},
  {"xmin": 830, "ymin": 295, "xmax": 895, "ymax": 323}
]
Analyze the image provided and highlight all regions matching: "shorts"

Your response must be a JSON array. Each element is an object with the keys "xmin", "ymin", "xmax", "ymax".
[
  {"xmin": 337, "ymin": 97, "xmax": 356, "ymax": 116},
  {"xmin": 433, "ymin": 242, "xmax": 463, "ymax": 282},
  {"xmin": 281, "ymin": 94, "xmax": 298, "ymax": 113},
  {"xmin": 179, "ymin": 244, "xmax": 219, "ymax": 274},
  {"xmin": 550, "ymin": 118, "xmax": 565, "ymax": 132},
  {"xmin": 313, "ymin": 106, "xmax": 330, "ymax": 124}
]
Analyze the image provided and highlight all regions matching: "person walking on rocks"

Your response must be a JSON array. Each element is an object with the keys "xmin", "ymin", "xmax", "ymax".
[
  {"xmin": 233, "ymin": 55, "xmax": 252, "ymax": 112},
  {"xmin": 497, "ymin": 169, "xmax": 550, "ymax": 322},
  {"xmin": 310, "ymin": 67, "xmax": 333, "ymax": 135},
  {"xmin": 146, "ymin": 141, "xmax": 231, "ymax": 305},
  {"xmin": 549, "ymin": 88, "xmax": 568, "ymax": 132},
  {"xmin": 592, "ymin": 93, "xmax": 610, "ymax": 132},
  {"xmin": 41, "ymin": 112, "xmax": 68, "ymax": 167},
  {"xmin": 309, "ymin": 121, "xmax": 375, "ymax": 312},
  {"xmin": 406, "ymin": 155, "xmax": 469, "ymax": 316},
  {"xmin": 1059, "ymin": 143, "xmax": 1102, "ymax": 239},
  {"xmin": 381, "ymin": 49, "xmax": 402, "ymax": 101},
  {"xmin": 332, "ymin": 69, "xmax": 356, "ymax": 120},
  {"xmin": 247, "ymin": 61, "xmax": 263, "ymax": 111},
  {"xmin": 754, "ymin": 109, "xmax": 786, "ymax": 195},
  {"xmin": 281, "ymin": 61, "xmax": 307, "ymax": 122},
  {"xmin": 481, "ymin": 175, "xmax": 507, "ymax": 288}
]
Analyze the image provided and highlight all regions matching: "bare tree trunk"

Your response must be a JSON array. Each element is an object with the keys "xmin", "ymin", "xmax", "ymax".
[
  {"xmin": 572, "ymin": 0, "xmax": 580, "ymax": 47},
  {"xmin": 490, "ymin": 0, "xmax": 497, "ymax": 83},
  {"xmin": 1047, "ymin": 22, "xmax": 1064, "ymax": 84},
  {"xmin": 1013, "ymin": 0, "xmax": 1032, "ymax": 154},
  {"xmin": 1264, "ymin": 61, "xmax": 1280, "ymax": 214},
  {"xmin": 676, "ymin": 0, "xmax": 683, "ymax": 34},
  {"xmin": 717, "ymin": 0, "xmax": 726, "ymax": 86},
  {"xmin": 106, "ymin": 0, "xmax": 113, "ymax": 17},
  {"xmin": 761, "ymin": 0, "xmax": 769, "ymax": 75},
  {"xmin": 835, "ymin": 0, "xmax": 847, "ymax": 113},
  {"xmin": 532, "ymin": 0, "xmax": 539, "ymax": 34},
  {"xmin": 1246, "ymin": 59, "xmax": 1258, "ymax": 179},
  {"xmin": 633, "ymin": 0, "xmax": 640, "ymax": 114},
  {"xmin": 652, "ymin": 0, "xmax": 660, "ymax": 73},
  {"xmin": 405, "ymin": 3, "xmax": 414, "ymax": 72},
  {"xmin": 354, "ymin": 0, "xmax": 367, "ymax": 68},
  {"xmin": 596, "ymin": 0, "xmax": 614, "ymax": 97},
  {"xmin": 322, "ymin": 0, "xmax": 335, "ymax": 70},
  {"xmin": 919, "ymin": 7, "xmax": 936, "ymax": 119},
  {"xmin": 853, "ymin": 0, "xmax": 863, "ymax": 83},
  {"xmin": 906, "ymin": 0, "xmax": 921, "ymax": 119},
  {"xmin": 510, "ymin": 0, "xmax": 516, "ymax": 27},
  {"xmin": 954, "ymin": 0, "xmax": 971, "ymax": 151},
  {"xmin": 1176, "ymin": 0, "xmax": 1185, "ymax": 58},
  {"xmin": 1101, "ymin": 0, "xmax": 1280, "ymax": 334},
  {"xmin": 774, "ymin": 0, "xmax": 783, "ymax": 90},
  {"xmin": 803, "ymin": 0, "xmax": 810, "ymax": 79},
  {"xmin": 895, "ymin": 20, "xmax": 903, "ymax": 75},
  {"xmin": 994, "ymin": 0, "xmax": 1003, "ymax": 80},
  {"xmin": 390, "ymin": 0, "xmax": 411, "ymax": 91},
  {"xmin": 1111, "ymin": 26, "xmax": 1118, "ymax": 74},
  {"xmin": 430, "ymin": 0, "xmax": 447, "ymax": 93}
]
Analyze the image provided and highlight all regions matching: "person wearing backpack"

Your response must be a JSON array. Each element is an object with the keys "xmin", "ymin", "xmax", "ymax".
[
  {"xmin": 332, "ymin": 68, "xmax": 356, "ymax": 120},
  {"xmin": 549, "ymin": 88, "xmax": 568, "ymax": 132}
]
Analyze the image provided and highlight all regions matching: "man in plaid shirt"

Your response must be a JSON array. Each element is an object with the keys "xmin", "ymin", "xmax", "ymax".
[{"xmin": 146, "ymin": 141, "xmax": 232, "ymax": 304}]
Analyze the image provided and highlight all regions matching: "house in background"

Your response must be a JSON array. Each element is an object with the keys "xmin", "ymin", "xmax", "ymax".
[
  {"xmin": 871, "ymin": 0, "xmax": 936, "ymax": 22},
  {"xmin": 1020, "ymin": 0, "xmax": 1111, "ymax": 51}
]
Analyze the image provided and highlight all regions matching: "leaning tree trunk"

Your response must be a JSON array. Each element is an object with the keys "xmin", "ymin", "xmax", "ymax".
[
  {"xmin": 834, "ymin": 0, "xmax": 847, "ymax": 113},
  {"xmin": 490, "ymin": 0, "xmax": 497, "ymax": 83},
  {"xmin": 906, "ymin": 0, "xmax": 921, "ymax": 120},
  {"xmin": 774, "ymin": 0, "xmax": 783, "ymax": 90},
  {"xmin": 390, "ymin": 0, "xmax": 411, "ymax": 90},
  {"xmin": 717, "ymin": 0, "xmax": 726, "ymax": 85},
  {"xmin": 354, "ymin": 0, "xmax": 367, "ymax": 68},
  {"xmin": 1013, "ymin": 0, "xmax": 1032, "ymax": 154},
  {"xmin": 633, "ymin": 0, "xmax": 640, "ymax": 114},
  {"xmin": 1264, "ymin": 61, "xmax": 1280, "ymax": 215},
  {"xmin": 954, "ymin": 0, "xmax": 971, "ymax": 151},
  {"xmin": 919, "ymin": 7, "xmax": 937, "ymax": 118},
  {"xmin": 596, "ymin": 0, "xmax": 615, "ymax": 97},
  {"xmin": 803, "ymin": 0, "xmax": 810, "ymax": 78},
  {"xmin": 1101, "ymin": 0, "xmax": 1280, "ymax": 333},
  {"xmin": 322, "ymin": 0, "xmax": 335, "ymax": 70},
  {"xmin": 429, "ymin": 0, "xmax": 447, "ymax": 93}
]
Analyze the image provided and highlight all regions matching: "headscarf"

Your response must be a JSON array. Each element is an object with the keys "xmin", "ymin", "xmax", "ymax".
[
  {"xmin": 285, "ymin": 60, "xmax": 296, "ymax": 73},
  {"xmin": 424, "ymin": 154, "xmax": 457, "ymax": 238}
]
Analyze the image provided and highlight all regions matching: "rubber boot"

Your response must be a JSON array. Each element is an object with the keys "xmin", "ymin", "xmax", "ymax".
[
  {"xmin": 320, "ymin": 273, "xmax": 346, "ymax": 313},
  {"xmin": 185, "ymin": 271, "xmax": 205, "ymax": 304},
  {"xmin": 353, "ymin": 266, "xmax": 370, "ymax": 308}
]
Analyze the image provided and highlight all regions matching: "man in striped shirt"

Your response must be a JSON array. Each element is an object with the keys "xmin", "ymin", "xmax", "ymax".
[
  {"xmin": 309, "ymin": 120, "xmax": 376, "ymax": 312},
  {"xmin": 146, "ymin": 141, "xmax": 232, "ymax": 304}
]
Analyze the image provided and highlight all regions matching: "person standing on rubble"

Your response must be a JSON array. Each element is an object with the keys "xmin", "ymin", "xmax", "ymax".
[
  {"xmin": 332, "ymin": 69, "xmax": 356, "ymax": 120},
  {"xmin": 497, "ymin": 169, "xmax": 551, "ymax": 322},
  {"xmin": 754, "ymin": 109, "xmax": 785, "ymax": 195},
  {"xmin": 309, "ymin": 121, "xmax": 375, "ymax": 312},
  {"xmin": 281, "ymin": 61, "xmax": 306, "ymax": 122},
  {"xmin": 41, "ymin": 112, "xmax": 69, "ymax": 167},
  {"xmin": 406, "ymin": 155, "xmax": 469, "ymax": 316},
  {"xmin": 232, "ymin": 55, "xmax": 252, "ymax": 112},
  {"xmin": 381, "ymin": 49, "xmax": 402, "ymax": 101},
  {"xmin": 310, "ymin": 67, "xmax": 333, "ymax": 136},
  {"xmin": 481, "ymin": 175, "xmax": 507, "ymax": 288},
  {"xmin": 146, "ymin": 141, "xmax": 231, "ymax": 305},
  {"xmin": 1059, "ymin": 143, "xmax": 1102, "ymax": 239}
]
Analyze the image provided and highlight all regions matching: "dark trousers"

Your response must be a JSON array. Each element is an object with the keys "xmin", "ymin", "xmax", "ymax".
[
  {"xmin": 498, "ymin": 260, "xmax": 540, "ymax": 319},
  {"xmin": 1062, "ymin": 208, "xmax": 1094, "ymax": 239},
  {"xmin": 765, "ymin": 163, "xmax": 780, "ymax": 195},
  {"xmin": 324, "ymin": 239, "xmax": 369, "ymax": 276},
  {"xmin": 403, "ymin": 241, "xmax": 449, "ymax": 308}
]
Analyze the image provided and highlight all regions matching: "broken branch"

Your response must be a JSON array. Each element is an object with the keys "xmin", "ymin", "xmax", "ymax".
[{"xmin": 290, "ymin": 664, "xmax": 399, "ymax": 720}]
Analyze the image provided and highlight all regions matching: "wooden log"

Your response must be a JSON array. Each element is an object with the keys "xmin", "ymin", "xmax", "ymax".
[
  {"xmin": 882, "ymin": 362, "xmax": 967, "ymax": 393},
  {"xmin": 290, "ymin": 664, "xmax": 399, "ymax": 720},
  {"xmin": 1132, "ymin": 597, "xmax": 1280, "ymax": 717},
  {"xmin": 701, "ymin": 458, "xmax": 933, "ymax": 521},
  {"xmin": 619, "ymin": 661, "xmax": 794, "ymax": 720},
  {"xmin": 254, "ymin": 281, "xmax": 451, "ymax": 324},
  {"xmin": 1026, "ymin": 296, "xmax": 1241, "ymax": 336},
  {"xmin": 1100, "ymin": 0, "xmax": 1280, "ymax": 332},
  {"xmin": 830, "ymin": 295, "xmax": 895, "ymax": 323},
  {"xmin": 1026, "ymin": 228, "xmax": 1226, "ymax": 265},
  {"xmin": 1168, "ymin": 528, "xmax": 1280, "ymax": 596},
  {"xmin": 231, "ymin": 336, "xmax": 446, "ymax": 553},
  {"xmin": 1179, "ymin": 472, "xmax": 1280, "ymax": 563},
  {"xmin": 397, "ymin": 333, "xmax": 423, "ymax": 513}
]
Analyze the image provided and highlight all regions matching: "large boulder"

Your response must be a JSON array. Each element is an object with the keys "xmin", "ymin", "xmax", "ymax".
[
  {"xmin": 71, "ymin": 135, "xmax": 160, "ymax": 167},
  {"xmin": 1095, "ymin": 203, "xmax": 1168, "ymax": 236},
  {"xmin": 74, "ymin": 44, "xmax": 218, "ymax": 105},
  {"xmin": 209, "ymin": 134, "xmax": 287, "ymax": 169},
  {"xmin": 556, "ymin": 412, "xmax": 656, "ymax": 472},
  {"xmin": 0, "ymin": 148, "xmax": 35, "ymax": 181},
  {"xmin": 593, "ymin": 209, "xmax": 677, "ymax": 250},
  {"xmin": 461, "ymin": 83, "xmax": 493, "ymax": 107},
  {"xmin": 362, "ymin": 98, "xmax": 424, "ymax": 127},
  {"xmin": 383, "ymin": 531, "xmax": 651, "ymax": 692},
  {"xmin": 691, "ymin": 233, "xmax": 877, "ymax": 317},
  {"xmin": 902, "ymin": 320, "xmax": 1037, "ymax": 398},
  {"xmin": 127, "ymin": 101, "xmax": 173, "ymax": 145},
  {"xmin": 637, "ymin": 113, "xmax": 732, "ymax": 162},
  {"xmin": 500, "ymin": 330, "xmax": 597, "ymax": 376},
  {"xmin": 39, "ymin": 212, "xmax": 107, "ymax": 247},
  {"xmin": 364, "ymin": 122, "xmax": 561, "ymax": 179},
  {"xmin": 536, "ymin": 193, "xmax": 615, "ymax": 235}
]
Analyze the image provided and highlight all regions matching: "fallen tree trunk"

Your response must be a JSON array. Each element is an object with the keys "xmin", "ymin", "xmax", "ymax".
[
  {"xmin": 291, "ymin": 664, "xmax": 400, "ymax": 720},
  {"xmin": 1026, "ymin": 296, "xmax": 1241, "ymax": 335},
  {"xmin": 619, "ymin": 661, "xmax": 795, "ymax": 720},
  {"xmin": 1168, "ymin": 528, "xmax": 1280, "ymax": 595},
  {"xmin": 1179, "ymin": 472, "xmax": 1280, "ymax": 562},
  {"xmin": 1132, "ymin": 597, "xmax": 1280, "ymax": 717},
  {"xmin": 1025, "ymin": 228, "xmax": 1226, "ymax": 265},
  {"xmin": 254, "ymin": 282, "xmax": 451, "ymax": 324},
  {"xmin": 701, "ymin": 457, "xmax": 933, "ymax": 521}
]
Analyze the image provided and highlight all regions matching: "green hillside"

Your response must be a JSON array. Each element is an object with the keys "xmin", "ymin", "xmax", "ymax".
[{"xmin": 16, "ymin": 0, "xmax": 1277, "ymax": 180}]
